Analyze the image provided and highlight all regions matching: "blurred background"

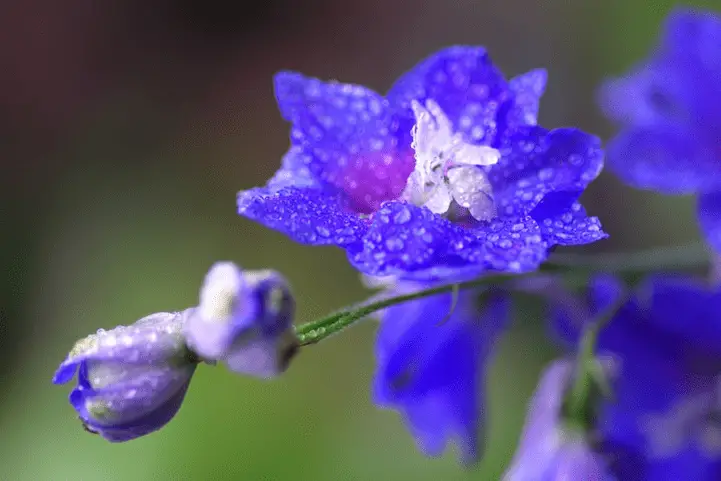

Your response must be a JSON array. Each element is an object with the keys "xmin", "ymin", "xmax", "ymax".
[{"xmin": 1, "ymin": 0, "xmax": 718, "ymax": 479}]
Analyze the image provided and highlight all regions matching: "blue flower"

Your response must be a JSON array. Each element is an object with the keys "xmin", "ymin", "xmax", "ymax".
[
  {"xmin": 372, "ymin": 285, "xmax": 509, "ymax": 463},
  {"xmin": 599, "ymin": 8, "xmax": 721, "ymax": 253},
  {"xmin": 553, "ymin": 276, "xmax": 721, "ymax": 480},
  {"xmin": 239, "ymin": 46, "xmax": 606, "ymax": 280},
  {"xmin": 503, "ymin": 359, "xmax": 616, "ymax": 481},
  {"xmin": 53, "ymin": 312, "xmax": 197, "ymax": 442},
  {"xmin": 183, "ymin": 262, "xmax": 298, "ymax": 379}
]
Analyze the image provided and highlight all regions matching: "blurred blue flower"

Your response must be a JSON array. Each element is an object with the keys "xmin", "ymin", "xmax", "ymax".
[
  {"xmin": 503, "ymin": 359, "xmax": 616, "ymax": 480},
  {"xmin": 553, "ymin": 275, "xmax": 721, "ymax": 480},
  {"xmin": 600, "ymin": 8, "xmax": 721, "ymax": 253},
  {"xmin": 53, "ymin": 311, "xmax": 197, "ymax": 442},
  {"xmin": 372, "ymin": 284, "xmax": 509, "ymax": 463},
  {"xmin": 184, "ymin": 262, "xmax": 298, "ymax": 379},
  {"xmin": 239, "ymin": 46, "xmax": 606, "ymax": 280}
]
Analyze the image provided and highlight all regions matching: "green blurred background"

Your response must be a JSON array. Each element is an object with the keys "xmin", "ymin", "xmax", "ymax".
[{"xmin": 1, "ymin": 1, "xmax": 718, "ymax": 479}]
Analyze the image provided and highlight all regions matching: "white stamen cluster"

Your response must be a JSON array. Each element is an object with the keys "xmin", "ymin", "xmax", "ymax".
[{"xmin": 401, "ymin": 99, "xmax": 500, "ymax": 221}]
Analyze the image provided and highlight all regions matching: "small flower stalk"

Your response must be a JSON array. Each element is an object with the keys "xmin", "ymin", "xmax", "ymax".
[
  {"xmin": 52, "ymin": 312, "xmax": 197, "ymax": 442},
  {"xmin": 184, "ymin": 262, "xmax": 299, "ymax": 379}
]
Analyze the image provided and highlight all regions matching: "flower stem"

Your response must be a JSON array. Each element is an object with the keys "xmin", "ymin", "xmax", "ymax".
[
  {"xmin": 547, "ymin": 241, "xmax": 708, "ymax": 274},
  {"xmin": 295, "ymin": 273, "xmax": 517, "ymax": 346},
  {"xmin": 295, "ymin": 242, "xmax": 709, "ymax": 348},
  {"xmin": 564, "ymin": 292, "xmax": 627, "ymax": 430}
]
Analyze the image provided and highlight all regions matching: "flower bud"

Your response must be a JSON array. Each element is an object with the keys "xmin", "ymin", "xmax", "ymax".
[
  {"xmin": 184, "ymin": 262, "xmax": 298, "ymax": 378},
  {"xmin": 53, "ymin": 311, "xmax": 197, "ymax": 442}
]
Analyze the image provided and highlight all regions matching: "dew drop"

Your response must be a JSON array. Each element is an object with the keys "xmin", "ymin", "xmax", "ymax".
[
  {"xmin": 385, "ymin": 238, "xmax": 405, "ymax": 252},
  {"xmin": 393, "ymin": 207, "xmax": 411, "ymax": 224},
  {"xmin": 538, "ymin": 168, "xmax": 554, "ymax": 181},
  {"xmin": 316, "ymin": 226, "xmax": 331, "ymax": 237}
]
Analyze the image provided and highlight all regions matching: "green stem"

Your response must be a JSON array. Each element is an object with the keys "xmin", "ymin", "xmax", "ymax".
[
  {"xmin": 564, "ymin": 293, "xmax": 627, "ymax": 429},
  {"xmin": 547, "ymin": 242, "xmax": 708, "ymax": 274},
  {"xmin": 295, "ymin": 273, "xmax": 518, "ymax": 346},
  {"xmin": 295, "ymin": 242, "xmax": 709, "ymax": 348}
]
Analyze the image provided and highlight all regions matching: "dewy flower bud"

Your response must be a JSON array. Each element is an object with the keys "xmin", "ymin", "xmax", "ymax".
[
  {"xmin": 502, "ymin": 359, "xmax": 616, "ymax": 481},
  {"xmin": 184, "ymin": 262, "xmax": 299, "ymax": 379},
  {"xmin": 52, "ymin": 311, "xmax": 197, "ymax": 442}
]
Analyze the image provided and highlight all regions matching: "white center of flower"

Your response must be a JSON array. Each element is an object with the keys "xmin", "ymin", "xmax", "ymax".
[{"xmin": 401, "ymin": 99, "xmax": 500, "ymax": 221}]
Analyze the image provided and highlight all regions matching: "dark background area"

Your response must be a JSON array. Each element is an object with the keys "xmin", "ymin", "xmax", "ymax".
[{"xmin": 1, "ymin": 1, "xmax": 717, "ymax": 479}]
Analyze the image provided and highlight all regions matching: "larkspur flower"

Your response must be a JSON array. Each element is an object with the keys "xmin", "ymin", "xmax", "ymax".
[
  {"xmin": 554, "ymin": 276, "xmax": 721, "ymax": 480},
  {"xmin": 184, "ymin": 262, "xmax": 298, "ymax": 379},
  {"xmin": 600, "ymin": 8, "xmax": 721, "ymax": 253},
  {"xmin": 373, "ymin": 284, "xmax": 509, "ymax": 463},
  {"xmin": 53, "ymin": 312, "xmax": 197, "ymax": 442},
  {"xmin": 503, "ymin": 359, "xmax": 616, "ymax": 481},
  {"xmin": 238, "ymin": 46, "xmax": 606, "ymax": 280}
]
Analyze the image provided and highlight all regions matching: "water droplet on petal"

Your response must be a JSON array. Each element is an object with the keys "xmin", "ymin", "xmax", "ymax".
[
  {"xmin": 385, "ymin": 238, "xmax": 405, "ymax": 252},
  {"xmin": 393, "ymin": 206, "xmax": 412, "ymax": 224}
]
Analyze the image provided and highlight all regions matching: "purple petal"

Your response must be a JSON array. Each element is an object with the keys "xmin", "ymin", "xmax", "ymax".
[
  {"xmin": 661, "ymin": 9, "xmax": 721, "ymax": 88},
  {"xmin": 386, "ymin": 46, "xmax": 511, "ymax": 145},
  {"xmin": 490, "ymin": 127, "xmax": 604, "ymax": 218},
  {"xmin": 53, "ymin": 312, "xmax": 186, "ymax": 384},
  {"xmin": 644, "ymin": 275, "xmax": 721, "ymax": 358},
  {"xmin": 348, "ymin": 202, "xmax": 548, "ymax": 279},
  {"xmin": 698, "ymin": 191, "xmax": 721, "ymax": 254},
  {"xmin": 599, "ymin": 9, "xmax": 721, "ymax": 197},
  {"xmin": 505, "ymin": 68, "xmax": 548, "ymax": 128},
  {"xmin": 606, "ymin": 125, "xmax": 721, "ymax": 194},
  {"xmin": 238, "ymin": 186, "xmax": 367, "ymax": 247},
  {"xmin": 599, "ymin": 65, "xmax": 676, "ymax": 127},
  {"xmin": 274, "ymin": 72, "xmax": 414, "ymax": 212},
  {"xmin": 81, "ymin": 376, "xmax": 194, "ymax": 442},
  {"xmin": 547, "ymin": 274, "xmax": 622, "ymax": 349},
  {"xmin": 374, "ymin": 290, "xmax": 509, "ymax": 462},
  {"xmin": 79, "ymin": 364, "xmax": 194, "ymax": 424},
  {"xmin": 536, "ymin": 202, "xmax": 608, "ymax": 246},
  {"xmin": 594, "ymin": 275, "xmax": 721, "ymax": 478}
]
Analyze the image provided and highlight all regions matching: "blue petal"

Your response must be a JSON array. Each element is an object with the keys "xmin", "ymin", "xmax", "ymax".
[
  {"xmin": 505, "ymin": 68, "xmax": 548, "ymax": 128},
  {"xmin": 644, "ymin": 275, "xmax": 721, "ymax": 358},
  {"xmin": 275, "ymin": 71, "xmax": 392, "ymax": 150},
  {"xmin": 599, "ymin": 66, "xmax": 672, "ymax": 127},
  {"xmin": 600, "ymin": 9, "xmax": 721, "ymax": 196},
  {"xmin": 75, "ymin": 364, "xmax": 195, "ymax": 426},
  {"xmin": 606, "ymin": 125, "xmax": 721, "ymax": 194},
  {"xmin": 547, "ymin": 274, "xmax": 622, "ymax": 349},
  {"xmin": 593, "ymin": 276, "xmax": 721, "ymax": 478},
  {"xmin": 386, "ymin": 46, "xmax": 511, "ymax": 145},
  {"xmin": 348, "ymin": 202, "xmax": 548, "ymax": 279},
  {"xmin": 274, "ymin": 72, "xmax": 414, "ymax": 212},
  {"xmin": 374, "ymin": 290, "xmax": 509, "ymax": 462},
  {"xmin": 53, "ymin": 359, "xmax": 80, "ymax": 384},
  {"xmin": 536, "ymin": 202, "xmax": 608, "ymax": 247},
  {"xmin": 53, "ymin": 312, "xmax": 186, "ymax": 384},
  {"xmin": 504, "ymin": 360, "xmax": 615, "ymax": 480},
  {"xmin": 81, "ymin": 377, "xmax": 194, "ymax": 442},
  {"xmin": 660, "ymin": 9, "xmax": 721, "ymax": 96},
  {"xmin": 238, "ymin": 186, "xmax": 367, "ymax": 247},
  {"xmin": 698, "ymin": 191, "xmax": 721, "ymax": 254},
  {"xmin": 490, "ymin": 127, "xmax": 604, "ymax": 219}
]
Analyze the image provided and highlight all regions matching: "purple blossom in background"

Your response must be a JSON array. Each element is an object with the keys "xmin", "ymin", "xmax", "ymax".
[
  {"xmin": 53, "ymin": 312, "xmax": 197, "ymax": 442},
  {"xmin": 600, "ymin": 8, "xmax": 721, "ymax": 253},
  {"xmin": 503, "ymin": 359, "xmax": 615, "ymax": 480},
  {"xmin": 373, "ymin": 285, "xmax": 509, "ymax": 463},
  {"xmin": 239, "ymin": 46, "xmax": 606, "ymax": 280},
  {"xmin": 184, "ymin": 262, "xmax": 298, "ymax": 379},
  {"xmin": 553, "ymin": 276, "xmax": 721, "ymax": 480}
]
